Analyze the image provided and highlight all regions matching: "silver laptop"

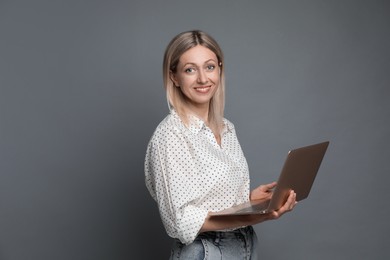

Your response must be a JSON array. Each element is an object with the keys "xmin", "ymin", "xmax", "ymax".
[{"xmin": 210, "ymin": 141, "xmax": 329, "ymax": 216}]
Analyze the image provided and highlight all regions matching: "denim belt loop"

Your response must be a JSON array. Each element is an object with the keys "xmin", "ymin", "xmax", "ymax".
[{"xmin": 214, "ymin": 230, "xmax": 221, "ymax": 245}]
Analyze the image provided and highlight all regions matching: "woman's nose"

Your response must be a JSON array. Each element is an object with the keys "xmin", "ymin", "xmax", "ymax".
[{"xmin": 197, "ymin": 70, "xmax": 208, "ymax": 84}]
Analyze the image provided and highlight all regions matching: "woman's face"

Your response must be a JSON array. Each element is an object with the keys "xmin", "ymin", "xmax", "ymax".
[{"xmin": 170, "ymin": 45, "xmax": 220, "ymax": 110}]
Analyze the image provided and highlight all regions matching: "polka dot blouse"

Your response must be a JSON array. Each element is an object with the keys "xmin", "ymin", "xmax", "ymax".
[{"xmin": 144, "ymin": 109, "xmax": 250, "ymax": 245}]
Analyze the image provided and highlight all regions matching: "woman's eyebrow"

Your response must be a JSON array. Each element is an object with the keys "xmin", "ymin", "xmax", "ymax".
[
  {"xmin": 204, "ymin": 59, "xmax": 217, "ymax": 63},
  {"xmin": 182, "ymin": 59, "xmax": 217, "ymax": 67},
  {"xmin": 182, "ymin": 62, "xmax": 197, "ymax": 67}
]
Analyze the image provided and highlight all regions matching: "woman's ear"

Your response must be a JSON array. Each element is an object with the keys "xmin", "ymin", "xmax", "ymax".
[{"xmin": 169, "ymin": 71, "xmax": 179, "ymax": 87}]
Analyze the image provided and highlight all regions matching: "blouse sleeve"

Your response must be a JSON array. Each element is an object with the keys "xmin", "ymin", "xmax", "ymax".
[{"xmin": 145, "ymin": 125, "xmax": 209, "ymax": 245}]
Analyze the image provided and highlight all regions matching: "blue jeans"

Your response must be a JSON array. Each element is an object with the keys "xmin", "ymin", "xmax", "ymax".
[{"xmin": 169, "ymin": 226, "xmax": 258, "ymax": 260}]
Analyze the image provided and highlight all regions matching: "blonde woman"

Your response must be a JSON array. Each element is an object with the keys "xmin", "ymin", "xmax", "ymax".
[{"xmin": 145, "ymin": 30, "xmax": 296, "ymax": 259}]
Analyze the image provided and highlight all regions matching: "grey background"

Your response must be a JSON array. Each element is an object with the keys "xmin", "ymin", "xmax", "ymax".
[{"xmin": 1, "ymin": 0, "xmax": 389, "ymax": 259}]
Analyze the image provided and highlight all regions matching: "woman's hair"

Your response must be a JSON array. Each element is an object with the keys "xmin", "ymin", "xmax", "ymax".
[{"xmin": 163, "ymin": 30, "xmax": 226, "ymax": 134}]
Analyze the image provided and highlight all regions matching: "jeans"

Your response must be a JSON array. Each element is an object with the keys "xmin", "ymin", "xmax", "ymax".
[{"xmin": 169, "ymin": 226, "xmax": 258, "ymax": 260}]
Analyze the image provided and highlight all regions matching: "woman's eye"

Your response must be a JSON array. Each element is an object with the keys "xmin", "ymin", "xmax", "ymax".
[
  {"xmin": 206, "ymin": 65, "xmax": 215, "ymax": 71},
  {"xmin": 185, "ymin": 68, "xmax": 195, "ymax": 73}
]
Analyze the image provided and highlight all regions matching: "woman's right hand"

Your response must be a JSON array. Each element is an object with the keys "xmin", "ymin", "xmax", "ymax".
[{"xmin": 254, "ymin": 189, "xmax": 297, "ymax": 222}]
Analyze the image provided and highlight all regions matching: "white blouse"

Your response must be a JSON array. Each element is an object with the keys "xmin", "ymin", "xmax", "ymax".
[{"xmin": 144, "ymin": 109, "xmax": 250, "ymax": 245}]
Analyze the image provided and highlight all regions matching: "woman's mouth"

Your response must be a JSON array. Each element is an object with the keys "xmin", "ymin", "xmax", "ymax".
[{"xmin": 194, "ymin": 85, "xmax": 211, "ymax": 93}]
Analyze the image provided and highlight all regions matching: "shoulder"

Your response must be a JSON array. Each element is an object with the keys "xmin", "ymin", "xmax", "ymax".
[
  {"xmin": 149, "ymin": 112, "xmax": 186, "ymax": 144},
  {"xmin": 223, "ymin": 117, "xmax": 236, "ymax": 133}
]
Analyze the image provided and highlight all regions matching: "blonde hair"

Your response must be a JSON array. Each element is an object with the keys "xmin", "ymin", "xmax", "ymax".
[{"xmin": 163, "ymin": 30, "xmax": 226, "ymax": 135}]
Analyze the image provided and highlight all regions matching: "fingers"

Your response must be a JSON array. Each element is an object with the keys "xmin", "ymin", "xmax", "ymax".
[
  {"xmin": 272, "ymin": 190, "xmax": 297, "ymax": 219},
  {"xmin": 267, "ymin": 191, "xmax": 298, "ymax": 220},
  {"xmin": 260, "ymin": 181, "xmax": 277, "ymax": 192},
  {"xmin": 284, "ymin": 190, "xmax": 297, "ymax": 211}
]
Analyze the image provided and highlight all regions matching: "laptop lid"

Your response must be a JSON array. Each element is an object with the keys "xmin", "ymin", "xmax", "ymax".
[
  {"xmin": 209, "ymin": 141, "xmax": 329, "ymax": 216},
  {"xmin": 267, "ymin": 141, "xmax": 329, "ymax": 211}
]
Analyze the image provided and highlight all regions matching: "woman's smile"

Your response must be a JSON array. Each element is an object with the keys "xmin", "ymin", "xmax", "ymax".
[{"xmin": 194, "ymin": 85, "xmax": 212, "ymax": 93}]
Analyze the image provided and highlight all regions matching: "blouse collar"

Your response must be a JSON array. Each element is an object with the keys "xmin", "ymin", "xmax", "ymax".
[{"xmin": 170, "ymin": 109, "xmax": 233, "ymax": 135}]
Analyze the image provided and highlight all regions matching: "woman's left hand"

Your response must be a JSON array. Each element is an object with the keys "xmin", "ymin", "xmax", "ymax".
[{"xmin": 250, "ymin": 182, "xmax": 277, "ymax": 201}]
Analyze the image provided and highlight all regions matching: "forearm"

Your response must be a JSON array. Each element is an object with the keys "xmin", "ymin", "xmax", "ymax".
[{"xmin": 199, "ymin": 213, "xmax": 271, "ymax": 233}]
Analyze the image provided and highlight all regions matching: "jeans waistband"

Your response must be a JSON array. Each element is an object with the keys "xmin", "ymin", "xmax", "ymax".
[{"xmin": 198, "ymin": 226, "xmax": 254, "ymax": 240}]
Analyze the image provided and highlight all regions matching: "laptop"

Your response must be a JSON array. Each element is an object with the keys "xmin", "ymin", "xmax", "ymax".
[{"xmin": 209, "ymin": 141, "xmax": 329, "ymax": 216}]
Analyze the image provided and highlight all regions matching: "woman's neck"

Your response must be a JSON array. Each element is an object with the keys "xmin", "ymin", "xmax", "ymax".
[{"xmin": 185, "ymin": 103, "xmax": 210, "ymax": 124}]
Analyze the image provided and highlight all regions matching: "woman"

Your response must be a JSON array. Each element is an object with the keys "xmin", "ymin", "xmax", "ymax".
[{"xmin": 145, "ymin": 30, "xmax": 297, "ymax": 259}]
